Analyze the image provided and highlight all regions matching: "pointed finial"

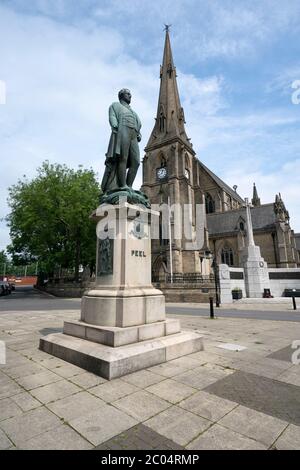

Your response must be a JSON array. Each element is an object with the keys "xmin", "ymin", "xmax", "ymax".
[
  {"xmin": 164, "ymin": 24, "xmax": 172, "ymax": 32},
  {"xmin": 252, "ymin": 182, "xmax": 261, "ymax": 207}
]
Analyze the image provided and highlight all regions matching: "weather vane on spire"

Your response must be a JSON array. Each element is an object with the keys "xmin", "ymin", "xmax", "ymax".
[{"xmin": 164, "ymin": 24, "xmax": 172, "ymax": 32}]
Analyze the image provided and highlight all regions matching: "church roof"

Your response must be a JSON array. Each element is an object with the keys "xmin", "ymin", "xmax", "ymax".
[
  {"xmin": 199, "ymin": 161, "xmax": 244, "ymax": 204},
  {"xmin": 207, "ymin": 203, "xmax": 277, "ymax": 235},
  {"xmin": 145, "ymin": 29, "xmax": 192, "ymax": 151}
]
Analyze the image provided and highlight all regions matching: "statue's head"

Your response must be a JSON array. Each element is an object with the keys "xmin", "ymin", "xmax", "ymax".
[{"xmin": 118, "ymin": 88, "xmax": 131, "ymax": 104}]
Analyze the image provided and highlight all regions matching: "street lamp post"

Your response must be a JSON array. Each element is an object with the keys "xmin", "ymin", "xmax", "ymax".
[
  {"xmin": 212, "ymin": 258, "xmax": 220, "ymax": 307},
  {"xmin": 205, "ymin": 250, "xmax": 220, "ymax": 307}
]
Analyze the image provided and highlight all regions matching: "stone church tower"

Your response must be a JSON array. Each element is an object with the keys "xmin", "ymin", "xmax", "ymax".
[
  {"xmin": 141, "ymin": 28, "xmax": 209, "ymax": 279},
  {"xmin": 142, "ymin": 28, "xmax": 299, "ymax": 288}
]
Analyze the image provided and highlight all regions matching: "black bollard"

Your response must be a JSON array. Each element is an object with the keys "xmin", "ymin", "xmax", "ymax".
[
  {"xmin": 209, "ymin": 296, "xmax": 214, "ymax": 319},
  {"xmin": 292, "ymin": 296, "xmax": 297, "ymax": 311}
]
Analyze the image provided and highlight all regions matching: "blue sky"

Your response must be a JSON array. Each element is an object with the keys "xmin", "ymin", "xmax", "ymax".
[{"xmin": 1, "ymin": 0, "xmax": 300, "ymax": 251}]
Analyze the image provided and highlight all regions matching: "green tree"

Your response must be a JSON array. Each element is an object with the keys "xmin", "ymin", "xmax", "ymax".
[
  {"xmin": 0, "ymin": 250, "xmax": 8, "ymax": 276},
  {"xmin": 7, "ymin": 161, "xmax": 100, "ymax": 281}
]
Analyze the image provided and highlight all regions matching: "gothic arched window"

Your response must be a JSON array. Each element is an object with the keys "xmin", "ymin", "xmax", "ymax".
[
  {"xmin": 205, "ymin": 193, "xmax": 215, "ymax": 214},
  {"xmin": 221, "ymin": 247, "xmax": 234, "ymax": 266}
]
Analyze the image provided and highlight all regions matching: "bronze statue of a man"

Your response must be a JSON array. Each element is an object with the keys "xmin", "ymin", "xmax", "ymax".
[{"xmin": 101, "ymin": 89, "xmax": 142, "ymax": 192}]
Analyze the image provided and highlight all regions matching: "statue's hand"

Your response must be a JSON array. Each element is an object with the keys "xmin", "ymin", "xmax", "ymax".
[
  {"xmin": 137, "ymin": 133, "xmax": 142, "ymax": 142},
  {"xmin": 112, "ymin": 126, "xmax": 118, "ymax": 134}
]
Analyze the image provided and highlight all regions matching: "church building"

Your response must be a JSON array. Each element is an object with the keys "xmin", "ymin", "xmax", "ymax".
[{"xmin": 141, "ymin": 29, "xmax": 299, "ymax": 286}]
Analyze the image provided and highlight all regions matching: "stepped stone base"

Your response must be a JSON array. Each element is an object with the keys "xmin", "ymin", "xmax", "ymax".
[
  {"xmin": 40, "ymin": 330, "xmax": 203, "ymax": 380},
  {"xmin": 39, "ymin": 202, "xmax": 204, "ymax": 379},
  {"xmin": 81, "ymin": 288, "xmax": 165, "ymax": 327},
  {"xmin": 63, "ymin": 318, "xmax": 181, "ymax": 347}
]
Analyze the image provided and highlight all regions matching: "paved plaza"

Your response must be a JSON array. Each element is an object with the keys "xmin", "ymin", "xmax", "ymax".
[{"xmin": 0, "ymin": 289, "xmax": 300, "ymax": 450}]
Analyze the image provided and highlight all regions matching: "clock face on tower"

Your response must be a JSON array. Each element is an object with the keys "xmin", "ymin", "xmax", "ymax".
[{"xmin": 157, "ymin": 167, "xmax": 168, "ymax": 181}]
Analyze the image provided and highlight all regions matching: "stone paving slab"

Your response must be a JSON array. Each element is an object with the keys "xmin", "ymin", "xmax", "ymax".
[
  {"xmin": 29, "ymin": 379, "xmax": 81, "ymax": 404},
  {"xmin": 0, "ymin": 428, "xmax": 13, "ymax": 450},
  {"xmin": 179, "ymin": 390, "xmax": 238, "ymax": 422},
  {"xmin": 0, "ymin": 380, "xmax": 23, "ymax": 400},
  {"xmin": 267, "ymin": 345, "xmax": 295, "ymax": 362},
  {"xmin": 218, "ymin": 405, "xmax": 288, "ymax": 447},
  {"xmin": 113, "ymin": 390, "xmax": 171, "ymax": 422},
  {"xmin": 4, "ymin": 362, "xmax": 45, "ymax": 379},
  {"xmin": 68, "ymin": 405, "xmax": 138, "ymax": 446},
  {"xmin": 120, "ymin": 370, "xmax": 165, "ymax": 388},
  {"xmin": 167, "ymin": 356, "xmax": 206, "ymax": 369},
  {"xmin": 273, "ymin": 424, "xmax": 300, "ymax": 450},
  {"xmin": 204, "ymin": 371, "xmax": 300, "ymax": 426},
  {"xmin": 10, "ymin": 392, "xmax": 41, "ymax": 412},
  {"xmin": 89, "ymin": 379, "xmax": 139, "ymax": 403},
  {"xmin": 146, "ymin": 361, "xmax": 190, "ymax": 378},
  {"xmin": 173, "ymin": 366, "xmax": 231, "ymax": 390},
  {"xmin": 145, "ymin": 405, "xmax": 211, "ymax": 447},
  {"xmin": 1, "ymin": 306, "xmax": 300, "ymax": 449},
  {"xmin": 277, "ymin": 369, "xmax": 300, "ymax": 387},
  {"xmin": 94, "ymin": 424, "xmax": 183, "ymax": 450},
  {"xmin": 47, "ymin": 391, "xmax": 106, "ymax": 421},
  {"xmin": 17, "ymin": 370, "xmax": 62, "ymax": 390},
  {"xmin": 69, "ymin": 371, "xmax": 107, "ymax": 389},
  {"xmin": 146, "ymin": 379, "xmax": 197, "ymax": 404},
  {"xmin": 52, "ymin": 363, "xmax": 85, "ymax": 379},
  {"xmin": 186, "ymin": 423, "xmax": 267, "ymax": 450},
  {"xmin": 231, "ymin": 358, "xmax": 291, "ymax": 380},
  {"xmin": 0, "ymin": 406, "xmax": 61, "ymax": 447},
  {"xmin": 0, "ymin": 398, "xmax": 23, "ymax": 421},
  {"xmin": 21, "ymin": 424, "xmax": 93, "ymax": 450}
]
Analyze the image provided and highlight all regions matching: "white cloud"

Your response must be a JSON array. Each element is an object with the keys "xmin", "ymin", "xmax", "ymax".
[
  {"xmin": 267, "ymin": 67, "xmax": 300, "ymax": 100},
  {"xmin": 0, "ymin": 5, "xmax": 224, "ymax": 247},
  {"xmin": 180, "ymin": 75, "xmax": 226, "ymax": 116},
  {"xmin": 184, "ymin": 105, "xmax": 300, "ymax": 232},
  {"xmin": 5, "ymin": 0, "xmax": 300, "ymax": 63},
  {"xmin": 221, "ymin": 159, "xmax": 300, "ymax": 232}
]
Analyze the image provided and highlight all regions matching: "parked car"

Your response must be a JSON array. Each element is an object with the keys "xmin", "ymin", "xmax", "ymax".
[{"xmin": 0, "ymin": 281, "xmax": 12, "ymax": 296}]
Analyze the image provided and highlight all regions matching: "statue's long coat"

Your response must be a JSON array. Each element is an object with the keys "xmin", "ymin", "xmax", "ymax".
[{"xmin": 101, "ymin": 101, "xmax": 141, "ymax": 192}]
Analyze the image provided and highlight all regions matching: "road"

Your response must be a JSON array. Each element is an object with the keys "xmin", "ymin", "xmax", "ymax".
[
  {"xmin": 1, "ymin": 286, "xmax": 300, "ymax": 322},
  {"xmin": 167, "ymin": 305, "xmax": 300, "ymax": 322},
  {"xmin": 0, "ymin": 286, "xmax": 80, "ymax": 312}
]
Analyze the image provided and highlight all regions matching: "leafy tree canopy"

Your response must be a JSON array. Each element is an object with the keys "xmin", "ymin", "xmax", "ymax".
[{"xmin": 6, "ymin": 161, "xmax": 100, "ymax": 280}]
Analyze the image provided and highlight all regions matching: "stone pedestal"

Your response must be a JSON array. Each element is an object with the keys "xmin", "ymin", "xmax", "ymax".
[
  {"xmin": 242, "ymin": 245, "xmax": 270, "ymax": 298},
  {"xmin": 40, "ymin": 201, "xmax": 203, "ymax": 379},
  {"xmin": 240, "ymin": 199, "xmax": 271, "ymax": 299}
]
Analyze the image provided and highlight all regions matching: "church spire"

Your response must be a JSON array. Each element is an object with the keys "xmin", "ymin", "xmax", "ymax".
[
  {"xmin": 252, "ymin": 183, "xmax": 261, "ymax": 207},
  {"xmin": 145, "ymin": 27, "xmax": 192, "ymax": 151}
]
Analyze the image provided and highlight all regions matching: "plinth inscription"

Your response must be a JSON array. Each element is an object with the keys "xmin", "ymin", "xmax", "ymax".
[{"xmin": 131, "ymin": 250, "xmax": 146, "ymax": 257}]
